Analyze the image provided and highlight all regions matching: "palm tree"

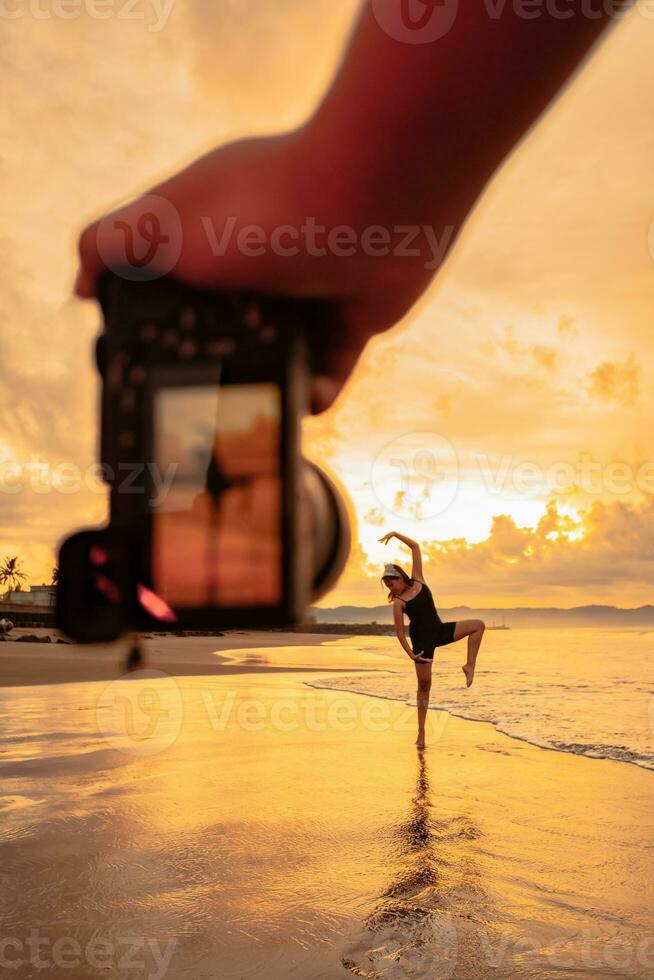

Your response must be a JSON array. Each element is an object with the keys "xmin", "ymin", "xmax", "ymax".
[{"xmin": 0, "ymin": 556, "xmax": 28, "ymax": 595}]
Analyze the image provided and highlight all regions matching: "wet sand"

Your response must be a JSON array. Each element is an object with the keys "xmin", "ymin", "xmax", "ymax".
[
  {"xmin": 0, "ymin": 628, "xmax": 389, "ymax": 686},
  {"xmin": 1, "ymin": 632, "xmax": 653, "ymax": 979}
]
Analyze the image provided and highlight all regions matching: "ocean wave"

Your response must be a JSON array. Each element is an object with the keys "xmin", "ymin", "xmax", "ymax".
[{"xmin": 304, "ymin": 672, "xmax": 654, "ymax": 773}]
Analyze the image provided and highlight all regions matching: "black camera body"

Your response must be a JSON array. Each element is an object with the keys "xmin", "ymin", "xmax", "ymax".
[{"xmin": 56, "ymin": 270, "xmax": 351, "ymax": 643}]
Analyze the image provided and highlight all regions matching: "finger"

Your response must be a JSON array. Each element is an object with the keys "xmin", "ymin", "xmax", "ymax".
[
  {"xmin": 310, "ymin": 375, "xmax": 341, "ymax": 416},
  {"xmin": 75, "ymin": 219, "xmax": 103, "ymax": 298},
  {"xmin": 307, "ymin": 299, "xmax": 377, "ymax": 417}
]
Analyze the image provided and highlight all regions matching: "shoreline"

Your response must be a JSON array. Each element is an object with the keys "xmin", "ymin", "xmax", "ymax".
[
  {"xmin": 1, "ymin": 627, "xmax": 653, "ymax": 777},
  {"xmin": 305, "ymin": 676, "xmax": 654, "ymax": 776}
]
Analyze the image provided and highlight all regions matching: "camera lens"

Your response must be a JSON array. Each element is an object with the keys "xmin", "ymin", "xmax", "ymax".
[{"xmin": 302, "ymin": 460, "xmax": 351, "ymax": 600}]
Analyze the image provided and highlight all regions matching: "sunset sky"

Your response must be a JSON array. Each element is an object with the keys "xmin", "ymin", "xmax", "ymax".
[{"xmin": 2, "ymin": 0, "xmax": 653, "ymax": 609}]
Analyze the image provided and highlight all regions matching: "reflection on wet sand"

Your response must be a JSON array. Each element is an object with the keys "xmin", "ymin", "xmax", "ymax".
[{"xmin": 342, "ymin": 752, "xmax": 504, "ymax": 980}]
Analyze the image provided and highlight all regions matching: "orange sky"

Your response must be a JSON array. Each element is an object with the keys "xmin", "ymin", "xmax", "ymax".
[{"xmin": 2, "ymin": 1, "xmax": 653, "ymax": 608}]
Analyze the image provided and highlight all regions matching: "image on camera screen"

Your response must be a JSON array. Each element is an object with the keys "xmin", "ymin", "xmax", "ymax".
[{"xmin": 151, "ymin": 382, "xmax": 282, "ymax": 608}]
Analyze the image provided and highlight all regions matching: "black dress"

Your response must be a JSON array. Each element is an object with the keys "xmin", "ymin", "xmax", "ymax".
[{"xmin": 398, "ymin": 580, "xmax": 458, "ymax": 660}]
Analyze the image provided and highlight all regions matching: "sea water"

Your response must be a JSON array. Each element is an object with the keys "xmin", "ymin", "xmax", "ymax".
[{"xmin": 305, "ymin": 627, "xmax": 654, "ymax": 771}]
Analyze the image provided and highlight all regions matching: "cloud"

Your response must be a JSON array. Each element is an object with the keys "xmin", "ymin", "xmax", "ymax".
[
  {"xmin": 531, "ymin": 345, "xmax": 558, "ymax": 373},
  {"xmin": 320, "ymin": 538, "xmax": 383, "ymax": 605},
  {"xmin": 498, "ymin": 327, "xmax": 558, "ymax": 373},
  {"xmin": 586, "ymin": 352, "xmax": 640, "ymax": 407},
  {"xmin": 434, "ymin": 393, "xmax": 452, "ymax": 415},
  {"xmin": 327, "ymin": 495, "xmax": 654, "ymax": 608},
  {"xmin": 414, "ymin": 496, "xmax": 654, "ymax": 602},
  {"xmin": 558, "ymin": 314, "xmax": 577, "ymax": 337},
  {"xmin": 500, "ymin": 324, "xmax": 519, "ymax": 357},
  {"xmin": 362, "ymin": 506, "xmax": 385, "ymax": 528}
]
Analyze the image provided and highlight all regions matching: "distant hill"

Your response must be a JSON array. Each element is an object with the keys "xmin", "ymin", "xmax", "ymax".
[{"xmin": 308, "ymin": 604, "xmax": 654, "ymax": 629}]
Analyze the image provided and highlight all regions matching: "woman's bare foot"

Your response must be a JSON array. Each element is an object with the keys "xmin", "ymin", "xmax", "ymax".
[{"xmin": 462, "ymin": 662, "xmax": 476, "ymax": 687}]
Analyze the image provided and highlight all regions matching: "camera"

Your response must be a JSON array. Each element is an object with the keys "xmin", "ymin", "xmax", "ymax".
[{"xmin": 56, "ymin": 269, "xmax": 351, "ymax": 643}]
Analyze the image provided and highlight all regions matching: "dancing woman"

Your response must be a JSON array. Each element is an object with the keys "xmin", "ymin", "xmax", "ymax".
[{"xmin": 379, "ymin": 531, "xmax": 485, "ymax": 748}]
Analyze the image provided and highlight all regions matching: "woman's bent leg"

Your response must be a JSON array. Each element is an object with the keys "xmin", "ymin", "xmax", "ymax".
[{"xmin": 453, "ymin": 619, "xmax": 486, "ymax": 686}]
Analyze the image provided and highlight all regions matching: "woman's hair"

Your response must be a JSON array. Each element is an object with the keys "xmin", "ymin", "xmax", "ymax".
[{"xmin": 380, "ymin": 563, "xmax": 414, "ymax": 602}]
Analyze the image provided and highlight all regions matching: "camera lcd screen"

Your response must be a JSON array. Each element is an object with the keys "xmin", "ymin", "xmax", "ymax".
[{"xmin": 150, "ymin": 382, "xmax": 282, "ymax": 608}]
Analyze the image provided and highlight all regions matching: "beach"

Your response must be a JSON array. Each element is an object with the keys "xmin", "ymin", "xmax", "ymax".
[{"xmin": 1, "ymin": 629, "xmax": 653, "ymax": 979}]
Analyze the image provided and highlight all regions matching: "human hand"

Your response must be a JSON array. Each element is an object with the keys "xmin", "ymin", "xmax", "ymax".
[
  {"xmin": 378, "ymin": 532, "xmax": 396, "ymax": 545},
  {"xmin": 74, "ymin": 3, "xmax": 631, "ymax": 419},
  {"xmin": 410, "ymin": 651, "xmax": 430, "ymax": 663},
  {"xmin": 74, "ymin": 128, "xmax": 433, "ymax": 417}
]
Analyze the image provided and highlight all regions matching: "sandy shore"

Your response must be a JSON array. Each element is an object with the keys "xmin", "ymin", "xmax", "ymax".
[
  {"xmin": 1, "ymin": 631, "xmax": 653, "ymax": 979},
  {"xmin": 0, "ymin": 628, "xmax": 387, "ymax": 686}
]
